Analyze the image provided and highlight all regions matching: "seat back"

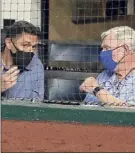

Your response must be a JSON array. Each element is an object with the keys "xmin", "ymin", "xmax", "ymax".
[{"xmin": 40, "ymin": 42, "xmax": 103, "ymax": 101}]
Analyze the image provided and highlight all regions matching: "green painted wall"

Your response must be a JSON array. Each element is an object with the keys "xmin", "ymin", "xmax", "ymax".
[{"xmin": 2, "ymin": 102, "xmax": 135, "ymax": 126}]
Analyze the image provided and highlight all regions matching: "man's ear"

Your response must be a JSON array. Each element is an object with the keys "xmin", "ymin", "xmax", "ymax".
[
  {"xmin": 124, "ymin": 43, "xmax": 132, "ymax": 54},
  {"xmin": 5, "ymin": 38, "xmax": 12, "ymax": 50}
]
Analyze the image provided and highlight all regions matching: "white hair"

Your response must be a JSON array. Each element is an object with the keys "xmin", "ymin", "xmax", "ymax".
[{"xmin": 101, "ymin": 26, "xmax": 135, "ymax": 52}]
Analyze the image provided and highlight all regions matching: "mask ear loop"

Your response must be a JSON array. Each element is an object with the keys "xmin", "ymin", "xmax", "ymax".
[
  {"xmin": 115, "ymin": 44, "xmax": 129, "ymax": 64},
  {"xmin": 10, "ymin": 39, "xmax": 20, "ymax": 51}
]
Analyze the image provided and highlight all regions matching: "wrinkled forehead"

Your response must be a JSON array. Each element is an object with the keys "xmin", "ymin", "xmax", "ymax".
[{"xmin": 14, "ymin": 32, "xmax": 39, "ymax": 45}]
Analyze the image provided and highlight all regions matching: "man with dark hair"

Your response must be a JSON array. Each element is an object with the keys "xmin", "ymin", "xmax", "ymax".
[{"xmin": 1, "ymin": 20, "xmax": 44, "ymax": 101}]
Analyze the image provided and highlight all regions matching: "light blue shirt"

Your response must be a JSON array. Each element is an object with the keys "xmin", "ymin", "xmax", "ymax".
[
  {"xmin": 84, "ymin": 70, "xmax": 135, "ymax": 105},
  {"xmin": 1, "ymin": 55, "xmax": 44, "ymax": 101}
]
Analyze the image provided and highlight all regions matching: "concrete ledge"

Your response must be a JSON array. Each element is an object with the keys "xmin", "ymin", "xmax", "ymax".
[{"xmin": 2, "ymin": 100, "xmax": 135, "ymax": 126}]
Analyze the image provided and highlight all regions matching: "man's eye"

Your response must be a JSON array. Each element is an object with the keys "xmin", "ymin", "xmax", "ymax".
[
  {"xmin": 33, "ymin": 45, "xmax": 38, "ymax": 49},
  {"xmin": 33, "ymin": 45, "xmax": 36, "ymax": 49},
  {"xmin": 103, "ymin": 48, "xmax": 106, "ymax": 50},
  {"xmin": 23, "ymin": 44, "xmax": 29, "ymax": 47},
  {"xmin": 105, "ymin": 47, "xmax": 111, "ymax": 50}
]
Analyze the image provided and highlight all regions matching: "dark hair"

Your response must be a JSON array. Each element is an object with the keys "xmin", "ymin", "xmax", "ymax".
[
  {"xmin": 6, "ymin": 20, "xmax": 41, "ymax": 39},
  {"xmin": 1, "ymin": 29, "xmax": 7, "ymax": 51}
]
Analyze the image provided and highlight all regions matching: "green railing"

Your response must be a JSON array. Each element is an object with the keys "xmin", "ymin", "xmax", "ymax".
[{"xmin": 2, "ymin": 100, "xmax": 135, "ymax": 126}]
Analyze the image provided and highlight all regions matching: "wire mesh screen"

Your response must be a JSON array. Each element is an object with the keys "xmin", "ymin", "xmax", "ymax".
[{"xmin": 1, "ymin": 0, "xmax": 135, "ymax": 108}]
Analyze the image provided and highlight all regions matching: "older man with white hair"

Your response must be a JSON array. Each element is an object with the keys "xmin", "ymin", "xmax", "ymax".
[{"xmin": 80, "ymin": 26, "xmax": 135, "ymax": 106}]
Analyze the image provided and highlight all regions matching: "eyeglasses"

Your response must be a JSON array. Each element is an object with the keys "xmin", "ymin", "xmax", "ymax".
[
  {"xmin": 102, "ymin": 44, "xmax": 126, "ymax": 52},
  {"xmin": 112, "ymin": 44, "xmax": 126, "ymax": 51}
]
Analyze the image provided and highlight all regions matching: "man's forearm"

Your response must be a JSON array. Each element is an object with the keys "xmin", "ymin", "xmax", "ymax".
[{"xmin": 96, "ymin": 89, "xmax": 124, "ymax": 105}]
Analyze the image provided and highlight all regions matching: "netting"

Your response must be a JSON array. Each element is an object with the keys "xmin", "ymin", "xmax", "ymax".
[{"xmin": 1, "ymin": 0, "xmax": 135, "ymax": 108}]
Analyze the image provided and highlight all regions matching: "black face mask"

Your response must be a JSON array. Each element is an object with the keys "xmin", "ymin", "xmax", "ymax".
[{"xmin": 10, "ymin": 40, "xmax": 34, "ymax": 72}]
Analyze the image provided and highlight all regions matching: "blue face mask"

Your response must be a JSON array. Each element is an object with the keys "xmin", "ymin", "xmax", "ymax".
[{"xmin": 100, "ymin": 50, "xmax": 118, "ymax": 73}]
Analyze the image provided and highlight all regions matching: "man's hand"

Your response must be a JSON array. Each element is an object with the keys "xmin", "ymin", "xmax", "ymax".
[
  {"xmin": 1, "ymin": 66, "xmax": 20, "ymax": 92},
  {"xmin": 80, "ymin": 77, "xmax": 99, "ymax": 93}
]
